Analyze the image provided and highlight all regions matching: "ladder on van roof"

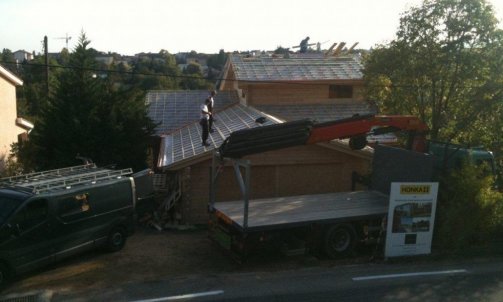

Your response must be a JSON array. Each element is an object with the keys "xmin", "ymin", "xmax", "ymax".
[{"xmin": 0, "ymin": 164, "xmax": 133, "ymax": 194}]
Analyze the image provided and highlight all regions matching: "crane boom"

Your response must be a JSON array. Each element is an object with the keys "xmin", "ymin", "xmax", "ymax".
[{"xmin": 218, "ymin": 114, "xmax": 429, "ymax": 159}]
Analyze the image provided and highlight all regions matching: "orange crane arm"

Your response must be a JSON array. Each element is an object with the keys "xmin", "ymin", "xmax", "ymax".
[
  {"xmin": 219, "ymin": 115, "xmax": 429, "ymax": 159},
  {"xmin": 307, "ymin": 115, "xmax": 429, "ymax": 143},
  {"xmin": 307, "ymin": 115, "xmax": 429, "ymax": 153}
]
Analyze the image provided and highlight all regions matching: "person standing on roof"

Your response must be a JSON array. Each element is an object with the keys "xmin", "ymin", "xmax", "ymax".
[
  {"xmin": 207, "ymin": 90, "xmax": 217, "ymax": 133},
  {"xmin": 200, "ymin": 98, "xmax": 211, "ymax": 147}
]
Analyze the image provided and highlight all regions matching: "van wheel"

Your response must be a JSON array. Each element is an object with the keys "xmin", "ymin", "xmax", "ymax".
[
  {"xmin": 323, "ymin": 224, "xmax": 357, "ymax": 258},
  {"xmin": 105, "ymin": 227, "xmax": 127, "ymax": 252}
]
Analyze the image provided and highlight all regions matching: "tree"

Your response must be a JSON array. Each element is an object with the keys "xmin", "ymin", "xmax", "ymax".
[
  {"xmin": 130, "ymin": 50, "xmax": 180, "ymax": 90},
  {"xmin": 17, "ymin": 55, "xmax": 61, "ymax": 119},
  {"xmin": 207, "ymin": 49, "xmax": 227, "ymax": 69},
  {"xmin": 274, "ymin": 46, "xmax": 290, "ymax": 56},
  {"xmin": 180, "ymin": 62, "xmax": 208, "ymax": 90},
  {"xmin": 21, "ymin": 33, "xmax": 156, "ymax": 171},
  {"xmin": 363, "ymin": 0, "xmax": 503, "ymax": 143},
  {"xmin": 1, "ymin": 48, "xmax": 16, "ymax": 72}
]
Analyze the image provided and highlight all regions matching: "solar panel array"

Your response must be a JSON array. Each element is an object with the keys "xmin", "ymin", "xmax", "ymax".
[
  {"xmin": 158, "ymin": 104, "xmax": 278, "ymax": 168},
  {"xmin": 147, "ymin": 90, "xmax": 240, "ymax": 135},
  {"xmin": 230, "ymin": 54, "xmax": 364, "ymax": 82},
  {"xmin": 254, "ymin": 103, "xmax": 376, "ymax": 123}
]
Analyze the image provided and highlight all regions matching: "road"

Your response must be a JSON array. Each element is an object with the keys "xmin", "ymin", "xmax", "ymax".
[{"xmin": 46, "ymin": 257, "xmax": 503, "ymax": 302}]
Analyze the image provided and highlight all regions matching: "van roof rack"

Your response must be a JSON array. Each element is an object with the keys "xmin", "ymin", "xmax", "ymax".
[{"xmin": 0, "ymin": 164, "xmax": 133, "ymax": 194}]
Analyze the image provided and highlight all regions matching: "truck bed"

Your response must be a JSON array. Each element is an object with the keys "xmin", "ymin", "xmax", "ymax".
[{"xmin": 213, "ymin": 190, "xmax": 389, "ymax": 232}]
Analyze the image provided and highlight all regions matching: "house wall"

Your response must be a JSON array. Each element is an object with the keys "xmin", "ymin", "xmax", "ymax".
[
  {"xmin": 14, "ymin": 51, "xmax": 33, "ymax": 62},
  {"xmin": 241, "ymin": 82, "xmax": 365, "ymax": 106},
  {"xmin": 180, "ymin": 144, "xmax": 371, "ymax": 224},
  {"xmin": 0, "ymin": 77, "xmax": 22, "ymax": 170}
]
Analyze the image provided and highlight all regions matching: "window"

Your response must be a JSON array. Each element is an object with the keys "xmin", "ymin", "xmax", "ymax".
[
  {"xmin": 11, "ymin": 199, "xmax": 48, "ymax": 231},
  {"xmin": 58, "ymin": 193, "xmax": 92, "ymax": 221},
  {"xmin": 329, "ymin": 85, "xmax": 353, "ymax": 99}
]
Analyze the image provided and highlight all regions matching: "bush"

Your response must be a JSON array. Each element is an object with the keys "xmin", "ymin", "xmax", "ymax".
[
  {"xmin": 434, "ymin": 163, "xmax": 503, "ymax": 251},
  {"xmin": 0, "ymin": 143, "xmax": 25, "ymax": 178}
]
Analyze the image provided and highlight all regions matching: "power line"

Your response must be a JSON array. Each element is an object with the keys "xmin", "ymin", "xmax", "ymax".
[{"xmin": 0, "ymin": 60, "xmax": 496, "ymax": 90}]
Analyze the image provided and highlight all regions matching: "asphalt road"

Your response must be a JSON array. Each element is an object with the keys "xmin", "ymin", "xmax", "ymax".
[{"xmin": 49, "ymin": 257, "xmax": 503, "ymax": 302}]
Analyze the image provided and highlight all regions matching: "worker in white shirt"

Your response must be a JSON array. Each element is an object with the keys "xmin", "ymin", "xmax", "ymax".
[
  {"xmin": 207, "ymin": 90, "xmax": 217, "ymax": 133},
  {"xmin": 200, "ymin": 98, "xmax": 211, "ymax": 147}
]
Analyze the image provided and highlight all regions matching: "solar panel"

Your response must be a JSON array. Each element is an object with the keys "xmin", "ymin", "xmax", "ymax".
[
  {"xmin": 158, "ymin": 104, "xmax": 279, "ymax": 168},
  {"xmin": 146, "ymin": 90, "xmax": 240, "ymax": 135},
  {"xmin": 230, "ymin": 54, "xmax": 364, "ymax": 82}
]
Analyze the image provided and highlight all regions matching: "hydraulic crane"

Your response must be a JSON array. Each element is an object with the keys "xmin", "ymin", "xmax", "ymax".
[{"xmin": 218, "ymin": 114, "xmax": 429, "ymax": 159}]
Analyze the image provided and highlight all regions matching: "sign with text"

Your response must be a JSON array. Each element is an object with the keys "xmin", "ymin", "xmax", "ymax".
[{"xmin": 385, "ymin": 182, "xmax": 439, "ymax": 258}]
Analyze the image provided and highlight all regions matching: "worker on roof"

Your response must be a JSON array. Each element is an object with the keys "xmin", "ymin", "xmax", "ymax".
[
  {"xmin": 200, "ymin": 98, "xmax": 211, "ymax": 147},
  {"xmin": 207, "ymin": 90, "xmax": 217, "ymax": 133}
]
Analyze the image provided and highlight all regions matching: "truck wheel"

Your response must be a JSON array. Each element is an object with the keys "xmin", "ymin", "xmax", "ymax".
[
  {"xmin": 105, "ymin": 227, "xmax": 127, "ymax": 252},
  {"xmin": 323, "ymin": 224, "xmax": 357, "ymax": 258}
]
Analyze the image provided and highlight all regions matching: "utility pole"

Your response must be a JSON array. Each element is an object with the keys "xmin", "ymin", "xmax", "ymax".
[{"xmin": 44, "ymin": 35, "xmax": 49, "ymax": 97}]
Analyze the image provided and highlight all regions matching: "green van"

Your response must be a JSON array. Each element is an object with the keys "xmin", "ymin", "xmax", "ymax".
[{"xmin": 0, "ymin": 165, "xmax": 144, "ymax": 286}]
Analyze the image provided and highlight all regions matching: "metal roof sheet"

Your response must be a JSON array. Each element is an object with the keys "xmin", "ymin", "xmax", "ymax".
[
  {"xmin": 230, "ymin": 54, "xmax": 363, "ymax": 82},
  {"xmin": 158, "ymin": 104, "xmax": 280, "ymax": 169},
  {"xmin": 254, "ymin": 102, "xmax": 377, "ymax": 123},
  {"xmin": 147, "ymin": 90, "xmax": 240, "ymax": 135}
]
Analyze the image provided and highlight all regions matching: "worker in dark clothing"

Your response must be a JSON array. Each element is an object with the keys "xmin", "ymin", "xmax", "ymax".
[
  {"xmin": 200, "ymin": 98, "xmax": 211, "ymax": 147},
  {"xmin": 300, "ymin": 36, "xmax": 310, "ymax": 53},
  {"xmin": 207, "ymin": 90, "xmax": 217, "ymax": 133}
]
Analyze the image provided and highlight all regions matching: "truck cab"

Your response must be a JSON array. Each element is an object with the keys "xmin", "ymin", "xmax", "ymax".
[{"xmin": 427, "ymin": 141, "xmax": 496, "ymax": 175}]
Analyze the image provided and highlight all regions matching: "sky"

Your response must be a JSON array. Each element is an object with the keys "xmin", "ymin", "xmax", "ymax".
[{"xmin": 1, "ymin": 0, "xmax": 503, "ymax": 55}]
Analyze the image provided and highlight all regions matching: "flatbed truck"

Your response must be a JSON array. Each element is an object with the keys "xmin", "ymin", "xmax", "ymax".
[{"xmin": 208, "ymin": 115, "xmax": 433, "ymax": 259}]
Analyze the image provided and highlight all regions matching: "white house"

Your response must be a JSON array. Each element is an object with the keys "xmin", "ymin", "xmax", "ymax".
[
  {"xmin": 0, "ymin": 64, "xmax": 27, "ymax": 172},
  {"xmin": 13, "ymin": 50, "xmax": 34, "ymax": 62}
]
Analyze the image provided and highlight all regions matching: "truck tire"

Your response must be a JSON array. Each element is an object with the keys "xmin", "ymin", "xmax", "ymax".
[
  {"xmin": 323, "ymin": 223, "xmax": 357, "ymax": 258},
  {"xmin": 105, "ymin": 226, "xmax": 127, "ymax": 252}
]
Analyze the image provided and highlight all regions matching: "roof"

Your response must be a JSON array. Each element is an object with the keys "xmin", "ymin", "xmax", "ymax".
[
  {"xmin": 157, "ymin": 102, "xmax": 376, "ymax": 169},
  {"xmin": 16, "ymin": 117, "xmax": 34, "ymax": 131},
  {"xmin": 229, "ymin": 54, "xmax": 363, "ymax": 82},
  {"xmin": 0, "ymin": 64, "xmax": 23, "ymax": 86},
  {"xmin": 157, "ymin": 104, "xmax": 281, "ymax": 169},
  {"xmin": 13, "ymin": 50, "xmax": 31, "ymax": 55},
  {"xmin": 254, "ymin": 102, "xmax": 377, "ymax": 123},
  {"xmin": 147, "ymin": 90, "xmax": 240, "ymax": 135}
]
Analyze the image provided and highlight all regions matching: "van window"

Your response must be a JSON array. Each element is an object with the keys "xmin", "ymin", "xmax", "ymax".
[
  {"xmin": 11, "ymin": 199, "xmax": 48, "ymax": 231},
  {"xmin": 0, "ymin": 196, "xmax": 21, "ymax": 225},
  {"xmin": 58, "ymin": 193, "xmax": 92, "ymax": 222}
]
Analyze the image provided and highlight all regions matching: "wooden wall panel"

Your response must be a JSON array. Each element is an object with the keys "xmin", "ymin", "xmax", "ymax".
[
  {"xmin": 181, "ymin": 145, "xmax": 371, "ymax": 224},
  {"xmin": 246, "ymin": 83, "xmax": 365, "ymax": 105}
]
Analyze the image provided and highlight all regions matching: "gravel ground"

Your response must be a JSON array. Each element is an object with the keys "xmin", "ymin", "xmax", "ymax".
[{"xmin": 1, "ymin": 226, "xmax": 376, "ymax": 295}]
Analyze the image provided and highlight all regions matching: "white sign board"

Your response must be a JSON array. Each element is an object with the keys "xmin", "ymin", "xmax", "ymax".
[{"xmin": 385, "ymin": 182, "xmax": 439, "ymax": 258}]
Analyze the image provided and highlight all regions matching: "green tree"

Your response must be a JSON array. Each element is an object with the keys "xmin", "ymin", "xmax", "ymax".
[
  {"xmin": 363, "ymin": 0, "xmax": 503, "ymax": 143},
  {"xmin": 1, "ymin": 48, "xmax": 16, "ymax": 73},
  {"xmin": 207, "ymin": 49, "xmax": 227, "ymax": 69},
  {"xmin": 274, "ymin": 46, "xmax": 290, "ymax": 56},
  {"xmin": 180, "ymin": 62, "xmax": 208, "ymax": 90},
  {"xmin": 435, "ymin": 163, "xmax": 503, "ymax": 250},
  {"xmin": 21, "ymin": 33, "xmax": 156, "ymax": 171},
  {"xmin": 17, "ymin": 55, "xmax": 61, "ymax": 119},
  {"xmin": 131, "ymin": 50, "xmax": 180, "ymax": 90}
]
